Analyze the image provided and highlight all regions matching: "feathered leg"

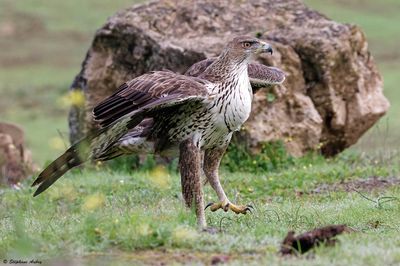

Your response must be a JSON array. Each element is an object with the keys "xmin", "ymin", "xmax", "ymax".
[
  {"xmin": 203, "ymin": 146, "xmax": 252, "ymax": 214},
  {"xmin": 179, "ymin": 139, "xmax": 206, "ymax": 228}
]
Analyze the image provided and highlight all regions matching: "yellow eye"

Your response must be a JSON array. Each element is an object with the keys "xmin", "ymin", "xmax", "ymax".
[{"xmin": 242, "ymin": 42, "xmax": 251, "ymax": 48}]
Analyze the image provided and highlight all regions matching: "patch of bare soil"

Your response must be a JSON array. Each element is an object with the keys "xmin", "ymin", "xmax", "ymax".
[
  {"xmin": 0, "ymin": 4, "xmax": 89, "ymax": 68},
  {"xmin": 376, "ymin": 50, "xmax": 400, "ymax": 64},
  {"xmin": 280, "ymin": 225, "xmax": 353, "ymax": 255},
  {"xmin": 333, "ymin": 0, "xmax": 400, "ymax": 16},
  {"xmin": 49, "ymin": 250, "xmax": 260, "ymax": 266},
  {"xmin": 0, "ymin": 10, "xmax": 45, "ymax": 40},
  {"xmin": 311, "ymin": 176, "xmax": 400, "ymax": 194}
]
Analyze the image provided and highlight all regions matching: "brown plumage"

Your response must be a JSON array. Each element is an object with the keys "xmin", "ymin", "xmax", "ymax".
[
  {"xmin": 33, "ymin": 72, "xmax": 210, "ymax": 196},
  {"xmin": 32, "ymin": 36, "xmax": 285, "ymax": 228},
  {"xmin": 93, "ymin": 71, "xmax": 210, "ymax": 128}
]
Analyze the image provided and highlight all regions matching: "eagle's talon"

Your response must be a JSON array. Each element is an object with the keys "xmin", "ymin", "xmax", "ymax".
[
  {"xmin": 205, "ymin": 201, "xmax": 253, "ymax": 215},
  {"xmin": 244, "ymin": 207, "xmax": 252, "ymax": 214},
  {"xmin": 223, "ymin": 203, "xmax": 230, "ymax": 212},
  {"xmin": 228, "ymin": 203, "xmax": 253, "ymax": 215},
  {"xmin": 205, "ymin": 202, "xmax": 224, "ymax": 212},
  {"xmin": 205, "ymin": 202, "xmax": 214, "ymax": 210}
]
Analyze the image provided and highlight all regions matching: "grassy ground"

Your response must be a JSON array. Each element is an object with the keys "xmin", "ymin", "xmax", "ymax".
[
  {"xmin": 1, "ymin": 156, "xmax": 399, "ymax": 265},
  {"xmin": 1, "ymin": 0, "xmax": 400, "ymax": 265}
]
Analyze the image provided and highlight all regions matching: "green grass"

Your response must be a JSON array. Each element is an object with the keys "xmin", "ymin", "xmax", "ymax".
[{"xmin": 0, "ymin": 155, "xmax": 399, "ymax": 265}]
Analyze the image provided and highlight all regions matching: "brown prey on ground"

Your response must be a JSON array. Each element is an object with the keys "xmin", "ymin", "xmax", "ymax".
[{"xmin": 32, "ymin": 36, "xmax": 285, "ymax": 229}]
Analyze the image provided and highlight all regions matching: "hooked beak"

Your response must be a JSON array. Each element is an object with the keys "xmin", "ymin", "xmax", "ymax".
[{"xmin": 257, "ymin": 42, "xmax": 273, "ymax": 55}]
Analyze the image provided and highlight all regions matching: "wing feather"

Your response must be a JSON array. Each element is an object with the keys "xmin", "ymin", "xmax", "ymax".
[
  {"xmin": 91, "ymin": 94, "xmax": 207, "ymax": 158},
  {"xmin": 247, "ymin": 64, "xmax": 286, "ymax": 89},
  {"xmin": 93, "ymin": 71, "xmax": 210, "ymax": 127},
  {"xmin": 32, "ymin": 76, "xmax": 209, "ymax": 196}
]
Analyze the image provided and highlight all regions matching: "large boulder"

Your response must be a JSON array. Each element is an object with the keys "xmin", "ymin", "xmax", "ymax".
[{"xmin": 68, "ymin": 0, "xmax": 389, "ymax": 157}]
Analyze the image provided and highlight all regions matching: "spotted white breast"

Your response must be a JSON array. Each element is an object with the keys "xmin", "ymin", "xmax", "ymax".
[{"xmin": 198, "ymin": 65, "xmax": 252, "ymax": 148}]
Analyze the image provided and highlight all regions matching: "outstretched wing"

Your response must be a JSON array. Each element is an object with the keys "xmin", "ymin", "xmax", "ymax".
[
  {"xmin": 94, "ymin": 71, "xmax": 211, "ymax": 128},
  {"xmin": 247, "ymin": 64, "xmax": 286, "ymax": 90},
  {"xmin": 32, "ymin": 71, "xmax": 211, "ymax": 196},
  {"xmin": 90, "ymin": 92, "xmax": 207, "ymax": 158},
  {"xmin": 185, "ymin": 58, "xmax": 285, "ymax": 93}
]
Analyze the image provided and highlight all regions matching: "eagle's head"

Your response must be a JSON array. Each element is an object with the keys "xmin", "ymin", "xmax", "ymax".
[
  {"xmin": 226, "ymin": 36, "xmax": 273, "ymax": 62},
  {"xmin": 200, "ymin": 36, "xmax": 275, "ymax": 80}
]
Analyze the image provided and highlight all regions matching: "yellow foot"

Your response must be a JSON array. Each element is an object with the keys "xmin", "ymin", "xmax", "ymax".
[{"xmin": 205, "ymin": 201, "xmax": 253, "ymax": 214}]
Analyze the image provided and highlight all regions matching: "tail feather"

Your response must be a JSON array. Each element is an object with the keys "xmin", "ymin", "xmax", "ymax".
[
  {"xmin": 31, "ymin": 113, "xmax": 142, "ymax": 197},
  {"xmin": 32, "ymin": 140, "xmax": 89, "ymax": 197}
]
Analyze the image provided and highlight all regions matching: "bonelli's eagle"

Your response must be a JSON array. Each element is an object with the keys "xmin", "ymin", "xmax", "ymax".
[{"xmin": 32, "ymin": 36, "xmax": 285, "ymax": 228}]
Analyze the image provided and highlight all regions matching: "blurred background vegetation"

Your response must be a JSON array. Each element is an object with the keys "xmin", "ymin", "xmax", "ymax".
[{"xmin": 0, "ymin": 0, "xmax": 398, "ymax": 165}]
